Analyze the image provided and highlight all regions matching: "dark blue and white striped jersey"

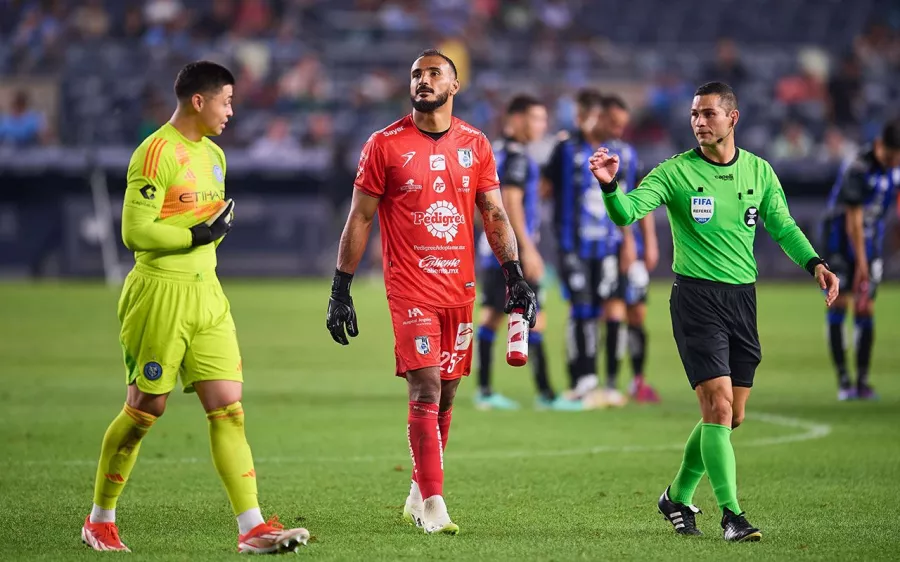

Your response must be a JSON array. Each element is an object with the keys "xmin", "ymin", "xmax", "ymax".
[
  {"xmin": 602, "ymin": 138, "xmax": 643, "ymax": 258},
  {"xmin": 544, "ymin": 130, "xmax": 625, "ymax": 259},
  {"xmin": 478, "ymin": 137, "xmax": 541, "ymax": 269},
  {"xmin": 822, "ymin": 148, "xmax": 900, "ymax": 260}
]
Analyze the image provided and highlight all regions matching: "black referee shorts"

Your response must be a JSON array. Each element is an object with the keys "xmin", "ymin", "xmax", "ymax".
[{"xmin": 669, "ymin": 274, "xmax": 761, "ymax": 389}]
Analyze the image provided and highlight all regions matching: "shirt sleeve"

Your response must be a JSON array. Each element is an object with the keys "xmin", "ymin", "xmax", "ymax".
[
  {"xmin": 759, "ymin": 163, "xmax": 819, "ymax": 268},
  {"xmin": 353, "ymin": 134, "xmax": 387, "ymax": 198},
  {"xmin": 835, "ymin": 162, "xmax": 868, "ymax": 206},
  {"xmin": 121, "ymin": 139, "xmax": 193, "ymax": 251},
  {"xmin": 542, "ymin": 140, "xmax": 563, "ymax": 184},
  {"xmin": 500, "ymin": 150, "xmax": 529, "ymax": 190},
  {"xmin": 476, "ymin": 135, "xmax": 499, "ymax": 193},
  {"xmin": 601, "ymin": 164, "xmax": 672, "ymax": 226}
]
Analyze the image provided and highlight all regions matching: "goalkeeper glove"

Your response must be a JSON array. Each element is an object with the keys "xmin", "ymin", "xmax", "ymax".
[
  {"xmin": 326, "ymin": 269, "xmax": 359, "ymax": 345},
  {"xmin": 190, "ymin": 199, "xmax": 235, "ymax": 246},
  {"xmin": 502, "ymin": 260, "xmax": 537, "ymax": 328}
]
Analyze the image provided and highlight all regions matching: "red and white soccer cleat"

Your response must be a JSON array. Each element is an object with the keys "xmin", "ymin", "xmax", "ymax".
[
  {"xmin": 82, "ymin": 515, "xmax": 131, "ymax": 552},
  {"xmin": 238, "ymin": 515, "xmax": 309, "ymax": 554}
]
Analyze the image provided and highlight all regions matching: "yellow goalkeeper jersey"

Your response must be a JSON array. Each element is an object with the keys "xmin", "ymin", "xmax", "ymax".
[{"xmin": 121, "ymin": 123, "xmax": 228, "ymax": 273}]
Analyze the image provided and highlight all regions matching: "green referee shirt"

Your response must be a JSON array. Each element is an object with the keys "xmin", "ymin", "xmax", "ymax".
[{"xmin": 602, "ymin": 147, "xmax": 818, "ymax": 284}]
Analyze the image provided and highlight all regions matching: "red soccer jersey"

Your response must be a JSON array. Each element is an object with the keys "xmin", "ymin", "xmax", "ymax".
[{"xmin": 354, "ymin": 115, "xmax": 499, "ymax": 307}]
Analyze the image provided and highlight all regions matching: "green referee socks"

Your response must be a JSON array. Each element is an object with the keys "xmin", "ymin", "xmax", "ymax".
[
  {"xmin": 207, "ymin": 401, "xmax": 259, "ymax": 515},
  {"xmin": 669, "ymin": 420, "xmax": 705, "ymax": 505},
  {"xmin": 700, "ymin": 423, "xmax": 742, "ymax": 515}
]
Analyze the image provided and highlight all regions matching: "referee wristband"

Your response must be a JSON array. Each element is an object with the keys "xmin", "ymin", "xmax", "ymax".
[
  {"xmin": 599, "ymin": 179, "xmax": 618, "ymax": 194},
  {"xmin": 805, "ymin": 257, "xmax": 828, "ymax": 276}
]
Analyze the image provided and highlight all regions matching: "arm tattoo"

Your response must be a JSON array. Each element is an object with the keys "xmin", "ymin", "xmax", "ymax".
[{"xmin": 477, "ymin": 191, "xmax": 518, "ymax": 264}]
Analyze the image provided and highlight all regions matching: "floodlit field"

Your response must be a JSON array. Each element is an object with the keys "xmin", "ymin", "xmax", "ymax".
[{"xmin": 1, "ymin": 279, "xmax": 898, "ymax": 561}]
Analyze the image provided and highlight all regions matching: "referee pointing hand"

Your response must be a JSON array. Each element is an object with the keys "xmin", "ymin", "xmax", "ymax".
[{"xmin": 591, "ymin": 82, "xmax": 839, "ymax": 542}]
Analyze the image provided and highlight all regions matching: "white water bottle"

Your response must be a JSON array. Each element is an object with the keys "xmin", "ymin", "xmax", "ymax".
[{"xmin": 506, "ymin": 308, "xmax": 529, "ymax": 366}]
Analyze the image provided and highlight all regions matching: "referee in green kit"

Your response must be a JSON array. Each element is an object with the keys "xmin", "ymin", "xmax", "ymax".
[{"xmin": 589, "ymin": 82, "xmax": 840, "ymax": 542}]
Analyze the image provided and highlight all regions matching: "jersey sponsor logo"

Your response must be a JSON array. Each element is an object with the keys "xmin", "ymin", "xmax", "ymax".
[
  {"xmin": 744, "ymin": 206, "xmax": 759, "ymax": 227},
  {"xmin": 139, "ymin": 184, "xmax": 157, "ymax": 200},
  {"xmin": 453, "ymin": 323, "xmax": 474, "ymax": 351},
  {"xmin": 383, "ymin": 125, "xmax": 405, "ymax": 137},
  {"xmin": 178, "ymin": 190, "xmax": 224, "ymax": 204},
  {"xmin": 143, "ymin": 361, "xmax": 163, "ymax": 381},
  {"xmin": 691, "ymin": 196, "xmax": 714, "ymax": 224},
  {"xmin": 419, "ymin": 255, "xmax": 461, "ymax": 274},
  {"xmin": 408, "ymin": 308, "xmax": 424, "ymax": 318},
  {"xmin": 401, "ymin": 151, "xmax": 416, "ymax": 167},
  {"xmin": 462, "ymin": 176, "xmax": 470, "ymax": 188},
  {"xmin": 433, "ymin": 176, "xmax": 446, "ymax": 193},
  {"xmin": 412, "ymin": 201, "xmax": 465, "ymax": 242},
  {"xmin": 459, "ymin": 124, "xmax": 481, "ymax": 135},
  {"xmin": 714, "ymin": 173, "xmax": 734, "ymax": 181},
  {"xmin": 414, "ymin": 244, "xmax": 466, "ymax": 251},
  {"xmin": 400, "ymin": 179, "xmax": 423, "ymax": 193},
  {"xmin": 415, "ymin": 335, "xmax": 431, "ymax": 355},
  {"xmin": 458, "ymin": 148, "xmax": 473, "ymax": 168},
  {"xmin": 213, "ymin": 164, "xmax": 224, "ymax": 183},
  {"xmin": 429, "ymin": 154, "xmax": 446, "ymax": 171}
]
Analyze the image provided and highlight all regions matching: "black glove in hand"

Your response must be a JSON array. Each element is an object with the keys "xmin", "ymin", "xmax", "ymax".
[
  {"xmin": 326, "ymin": 269, "xmax": 359, "ymax": 345},
  {"xmin": 190, "ymin": 198, "xmax": 235, "ymax": 246},
  {"xmin": 502, "ymin": 260, "xmax": 537, "ymax": 328}
]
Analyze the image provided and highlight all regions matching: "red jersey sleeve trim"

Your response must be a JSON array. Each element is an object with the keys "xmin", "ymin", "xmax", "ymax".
[
  {"xmin": 476, "ymin": 184, "xmax": 499, "ymax": 193},
  {"xmin": 353, "ymin": 183, "xmax": 383, "ymax": 198}
]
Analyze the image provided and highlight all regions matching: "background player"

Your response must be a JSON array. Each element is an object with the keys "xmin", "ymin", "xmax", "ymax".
[
  {"xmin": 595, "ymin": 94, "xmax": 661, "ymax": 403},
  {"xmin": 81, "ymin": 61, "xmax": 309, "ymax": 554},
  {"xmin": 325, "ymin": 50, "xmax": 537, "ymax": 535},
  {"xmin": 544, "ymin": 88, "xmax": 634, "ymax": 407},
  {"xmin": 592, "ymin": 81, "xmax": 839, "ymax": 541},
  {"xmin": 474, "ymin": 95, "xmax": 582, "ymax": 411},
  {"xmin": 820, "ymin": 120, "xmax": 900, "ymax": 401}
]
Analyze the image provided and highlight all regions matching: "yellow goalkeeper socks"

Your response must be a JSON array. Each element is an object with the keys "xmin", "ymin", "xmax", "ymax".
[
  {"xmin": 92, "ymin": 403, "xmax": 157, "ymax": 512},
  {"xmin": 207, "ymin": 401, "xmax": 260, "ymax": 516}
]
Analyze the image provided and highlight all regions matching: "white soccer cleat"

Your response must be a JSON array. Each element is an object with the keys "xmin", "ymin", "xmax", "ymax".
[
  {"xmin": 402, "ymin": 480, "xmax": 425, "ymax": 528},
  {"xmin": 422, "ymin": 495, "xmax": 459, "ymax": 535},
  {"xmin": 237, "ymin": 515, "xmax": 309, "ymax": 554}
]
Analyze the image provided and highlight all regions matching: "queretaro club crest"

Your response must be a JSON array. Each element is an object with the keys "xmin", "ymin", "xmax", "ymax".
[{"xmin": 457, "ymin": 148, "xmax": 473, "ymax": 168}]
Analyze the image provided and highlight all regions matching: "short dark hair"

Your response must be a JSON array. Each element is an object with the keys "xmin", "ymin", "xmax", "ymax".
[
  {"xmin": 881, "ymin": 119, "xmax": 900, "ymax": 150},
  {"xmin": 416, "ymin": 49, "xmax": 457, "ymax": 78},
  {"xmin": 506, "ymin": 94, "xmax": 543, "ymax": 115},
  {"xmin": 601, "ymin": 94, "xmax": 628, "ymax": 111},
  {"xmin": 174, "ymin": 61, "xmax": 235, "ymax": 100},
  {"xmin": 694, "ymin": 81, "xmax": 738, "ymax": 111},
  {"xmin": 575, "ymin": 88, "xmax": 604, "ymax": 111}
]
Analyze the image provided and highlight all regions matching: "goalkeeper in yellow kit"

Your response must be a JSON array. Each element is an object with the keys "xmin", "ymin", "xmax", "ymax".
[{"xmin": 80, "ymin": 61, "xmax": 309, "ymax": 554}]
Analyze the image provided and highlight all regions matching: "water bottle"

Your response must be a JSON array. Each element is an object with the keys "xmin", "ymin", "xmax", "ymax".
[{"xmin": 506, "ymin": 308, "xmax": 529, "ymax": 366}]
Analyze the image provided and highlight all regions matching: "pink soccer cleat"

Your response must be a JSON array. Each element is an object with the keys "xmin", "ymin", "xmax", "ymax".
[
  {"xmin": 630, "ymin": 376, "xmax": 661, "ymax": 403},
  {"xmin": 238, "ymin": 515, "xmax": 309, "ymax": 554},
  {"xmin": 82, "ymin": 515, "xmax": 131, "ymax": 552}
]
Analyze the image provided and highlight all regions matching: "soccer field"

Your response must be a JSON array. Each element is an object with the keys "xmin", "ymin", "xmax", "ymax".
[{"xmin": 1, "ymin": 279, "xmax": 898, "ymax": 561}]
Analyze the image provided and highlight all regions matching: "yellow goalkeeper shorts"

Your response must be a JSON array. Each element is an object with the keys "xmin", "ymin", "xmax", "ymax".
[{"xmin": 118, "ymin": 263, "xmax": 243, "ymax": 394}]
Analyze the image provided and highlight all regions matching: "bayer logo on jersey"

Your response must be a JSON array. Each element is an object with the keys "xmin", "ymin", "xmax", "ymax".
[{"xmin": 691, "ymin": 196, "xmax": 714, "ymax": 224}]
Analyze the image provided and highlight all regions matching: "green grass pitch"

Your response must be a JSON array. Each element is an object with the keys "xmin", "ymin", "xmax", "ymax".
[{"xmin": 1, "ymin": 278, "xmax": 898, "ymax": 561}]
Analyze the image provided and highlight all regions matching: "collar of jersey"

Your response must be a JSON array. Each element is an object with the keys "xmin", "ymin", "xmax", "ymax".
[{"xmin": 693, "ymin": 146, "xmax": 740, "ymax": 167}]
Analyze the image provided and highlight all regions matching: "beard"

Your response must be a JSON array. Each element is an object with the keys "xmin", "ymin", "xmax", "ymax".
[{"xmin": 411, "ymin": 90, "xmax": 450, "ymax": 113}]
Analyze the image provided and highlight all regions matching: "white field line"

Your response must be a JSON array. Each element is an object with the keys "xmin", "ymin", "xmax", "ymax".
[{"xmin": 4, "ymin": 412, "xmax": 830, "ymax": 468}]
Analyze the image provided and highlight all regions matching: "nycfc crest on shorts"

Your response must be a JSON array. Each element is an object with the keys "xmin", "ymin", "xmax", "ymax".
[
  {"xmin": 415, "ymin": 335, "xmax": 431, "ymax": 355},
  {"xmin": 143, "ymin": 361, "xmax": 163, "ymax": 381},
  {"xmin": 691, "ymin": 196, "xmax": 714, "ymax": 224}
]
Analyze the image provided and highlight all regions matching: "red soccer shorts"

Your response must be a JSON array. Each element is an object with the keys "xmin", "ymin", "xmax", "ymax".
[{"xmin": 388, "ymin": 297, "xmax": 475, "ymax": 380}]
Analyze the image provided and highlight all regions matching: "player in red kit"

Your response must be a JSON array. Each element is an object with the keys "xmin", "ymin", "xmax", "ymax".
[{"xmin": 326, "ymin": 50, "xmax": 537, "ymax": 535}]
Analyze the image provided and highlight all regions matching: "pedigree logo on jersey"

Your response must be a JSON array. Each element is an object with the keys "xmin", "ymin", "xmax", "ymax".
[
  {"xmin": 691, "ymin": 196, "xmax": 714, "ymax": 224},
  {"xmin": 411, "ymin": 201, "xmax": 465, "ymax": 242}
]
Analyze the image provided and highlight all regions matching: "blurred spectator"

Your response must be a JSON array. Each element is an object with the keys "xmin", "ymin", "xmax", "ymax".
[
  {"xmin": 817, "ymin": 126, "xmax": 858, "ymax": 164},
  {"xmin": 277, "ymin": 55, "xmax": 331, "ymax": 109},
  {"xmin": 70, "ymin": 0, "xmax": 111, "ymax": 40},
  {"xmin": 378, "ymin": 0, "xmax": 420, "ymax": 33},
  {"xmin": 117, "ymin": 6, "xmax": 147, "ymax": 40},
  {"xmin": 828, "ymin": 54, "xmax": 863, "ymax": 130},
  {"xmin": 776, "ymin": 48, "xmax": 828, "ymax": 106},
  {"xmin": 195, "ymin": 0, "xmax": 234, "ymax": 39},
  {"xmin": 539, "ymin": 0, "xmax": 573, "ymax": 34},
  {"xmin": 249, "ymin": 117, "xmax": 302, "ymax": 160},
  {"xmin": 771, "ymin": 120, "xmax": 814, "ymax": 161},
  {"xmin": 234, "ymin": 0, "xmax": 273, "ymax": 37},
  {"xmin": 704, "ymin": 38, "xmax": 748, "ymax": 90},
  {"xmin": 0, "ymin": 91, "xmax": 49, "ymax": 147},
  {"xmin": 144, "ymin": 0, "xmax": 183, "ymax": 27},
  {"xmin": 854, "ymin": 22, "xmax": 900, "ymax": 78}
]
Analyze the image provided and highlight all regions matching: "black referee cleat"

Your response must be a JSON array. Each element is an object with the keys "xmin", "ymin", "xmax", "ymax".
[
  {"xmin": 721, "ymin": 508, "xmax": 762, "ymax": 542},
  {"xmin": 658, "ymin": 486, "xmax": 702, "ymax": 536}
]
